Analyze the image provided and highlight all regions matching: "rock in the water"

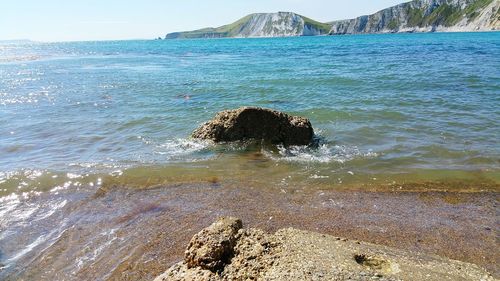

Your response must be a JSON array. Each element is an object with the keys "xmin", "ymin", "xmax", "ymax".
[
  {"xmin": 155, "ymin": 218, "xmax": 495, "ymax": 281},
  {"xmin": 185, "ymin": 217, "xmax": 242, "ymax": 272},
  {"xmin": 192, "ymin": 107, "xmax": 314, "ymax": 146}
]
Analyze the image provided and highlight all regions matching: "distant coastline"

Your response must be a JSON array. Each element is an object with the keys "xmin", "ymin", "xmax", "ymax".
[
  {"xmin": 164, "ymin": 0, "xmax": 499, "ymax": 39},
  {"xmin": 0, "ymin": 39, "xmax": 33, "ymax": 43}
]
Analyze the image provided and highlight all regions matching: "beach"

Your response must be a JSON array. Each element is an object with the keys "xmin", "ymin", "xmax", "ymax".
[
  {"xmin": 1, "ymin": 33, "xmax": 499, "ymax": 280},
  {"xmin": 2, "ymin": 179, "xmax": 497, "ymax": 280}
]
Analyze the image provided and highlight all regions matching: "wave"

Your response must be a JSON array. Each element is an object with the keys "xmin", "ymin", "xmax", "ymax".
[
  {"xmin": 154, "ymin": 135, "xmax": 379, "ymax": 165},
  {"xmin": 263, "ymin": 135, "xmax": 378, "ymax": 163},
  {"xmin": 0, "ymin": 55, "xmax": 41, "ymax": 63},
  {"xmin": 153, "ymin": 138, "xmax": 213, "ymax": 161}
]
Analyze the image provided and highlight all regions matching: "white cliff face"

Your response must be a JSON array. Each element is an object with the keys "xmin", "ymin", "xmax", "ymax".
[
  {"xmin": 237, "ymin": 12, "xmax": 303, "ymax": 37},
  {"xmin": 165, "ymin": 12, "xmax": 329, "ymax": 39},
  {"xmin": 303, "ymin": 24, "xmax": 325, "ymax": 36},
  {"xmin": 330, "ymin": 0, "xmax": 500, "ymax": 34},
  {"xmin": 165, "ymin": 1, "xmax": 498, "ymax": 39},
  {"xmin": 235, "ymin": 12, "xmax": 325, "ymax": 37},
  {"xmin": 453, "ymin": 0, "xmax": 500, "ymax": 31}
]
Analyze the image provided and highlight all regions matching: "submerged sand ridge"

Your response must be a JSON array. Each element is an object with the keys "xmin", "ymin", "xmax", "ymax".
[{"xmin": 157, "ymin": 217, "xmax": 494, "ymax": 281}]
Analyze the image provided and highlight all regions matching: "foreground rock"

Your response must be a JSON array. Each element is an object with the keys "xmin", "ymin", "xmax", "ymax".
[
  {"xmin": 192, "ymin": 107, "xmax": 314, "ymax": 146},
  {"xmin": 155, "ymin": 218, "xmax": 494, "ymax": 281},
  {"xmin": 185, "ymin": 217, "xmax": 242, "ymax": 272}
]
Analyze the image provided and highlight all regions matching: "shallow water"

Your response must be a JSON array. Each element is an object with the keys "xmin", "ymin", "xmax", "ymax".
[
  {"xmin": 1, "ymin": 182, "xmax": 498, "ymax": 280},
  {"xmin": 0, "ymin": 33, "xmax": 499, "ymax": 279},
  {"xmin": 1, "ymin": 33, "xmax": 499, "ymax": 193}
]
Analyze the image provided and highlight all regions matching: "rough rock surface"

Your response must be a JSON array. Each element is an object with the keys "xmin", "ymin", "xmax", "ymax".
[
  {"xmin": 192, "ymin": 107, "xmax": 314, "ymax": 146},
  {"xmin": 330, "ymin": 0, "xmax": 500, "ymax": 34},
  {"xmin": 165, "ymin": 1, "xmax": 499, "ymax": 39},
  {"xmin": 165, "ymin": 12, "xmax": 331, "ymax": 39},
  {"xmin": 155, "ymin": 218, "xmax": 494, "ymax": 281},
  {"xmin": 185, "ymin": 217, "xmax": 243, "ymax": 272}
]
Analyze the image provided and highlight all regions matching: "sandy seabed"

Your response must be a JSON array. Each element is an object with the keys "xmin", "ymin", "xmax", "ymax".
[{"xmin": 4, "ymin": 178, "xmax": 498, "ymax": 281}]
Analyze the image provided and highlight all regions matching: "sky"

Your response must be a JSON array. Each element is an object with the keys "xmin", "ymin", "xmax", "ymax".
[{"xmin": 0, "ymin": 0, "xmax": 405, "ymax": 42}]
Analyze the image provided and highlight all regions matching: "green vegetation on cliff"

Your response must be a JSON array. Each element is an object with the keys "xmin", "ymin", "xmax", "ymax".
[
  {"xmin": 165, "ymin": 12, "xmax": 331, "ymax": 39},
  {"xmin": 405, "ymin": 0, "xmax": 494, "ymax": 28},
  {"xmin": 329, "ymin": 0, "xmax": 498, "ymax": 34},
  {"xmin": 301, "ymin": 16, "xmax": 333, "ymax": 33},
  {"xmin": 165, "ymin": 0, "xmax": 499, "ymax": 39},
  {"xmin": 463, "ymin": 0, "xmax": 496, "ymax": 21},
  {"xmin": 165, "ymin": 15, "xmax": 254, "ymax": 39}
]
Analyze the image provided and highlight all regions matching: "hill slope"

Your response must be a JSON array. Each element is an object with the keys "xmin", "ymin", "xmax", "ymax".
[
  {"xmin": 330, "ymin": 0, "xmax": 500, "ymax": 34},
  {"xmin": 165, "ymin": 12, "xmax": 331, "ymax": 39},
  {"xmin": 164, "ymin": 0, "xmax": 499, "ymax": 39}
]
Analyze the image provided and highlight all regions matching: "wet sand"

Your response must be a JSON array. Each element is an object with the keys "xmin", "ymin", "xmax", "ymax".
[{"xmin": 4, "ymin": 181, "xmax": 499, "ymax": 281}]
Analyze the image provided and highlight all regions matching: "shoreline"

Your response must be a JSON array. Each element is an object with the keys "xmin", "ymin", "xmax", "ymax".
[
  {"xmin": 1, "ymin": 24, "xmax": 499, "ymax": 281},
  {"xmin": 3, "ymin": 180, "xmax": 498, "ymax": 280},
  {"xmin": 3, "ymin": 158, "xmax": 499, "ymax": 198},
  {"xmin": 158, "ymin": 217, "xmax": 494, "ymax": 280}
]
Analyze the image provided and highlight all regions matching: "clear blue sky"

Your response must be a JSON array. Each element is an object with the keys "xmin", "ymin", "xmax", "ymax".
[{"xmin": 0, "ymin": 0, "xmax": 405, "ymax": 42}]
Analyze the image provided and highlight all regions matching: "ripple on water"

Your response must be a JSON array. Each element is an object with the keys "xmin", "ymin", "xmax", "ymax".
[
  {"xmin": 0, "ymin": 34, "xmax": 499, "ymax": 224},
  {"xmin": 153, "ymin": 138, "xmax": 213, "ymax": 161},
  {"xmin": 263, "ymin": 142, "xmax": 378, "ymax": 164},
  {"xmin": 0, "ymin": 193, "xmax": 70, "ymax": 273}
]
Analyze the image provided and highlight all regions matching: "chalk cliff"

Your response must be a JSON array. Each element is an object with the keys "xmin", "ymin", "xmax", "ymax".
[
  {"xmin": 164, "ymin": 0, "xmax": 499, "ymax": 39},
  {"xmin": 330, "ymin": 0, "xmax": 500, "ymax": 34},
  {"xmin": 165, "ymin": 12, "xmax": 331, "ymax": 39}
]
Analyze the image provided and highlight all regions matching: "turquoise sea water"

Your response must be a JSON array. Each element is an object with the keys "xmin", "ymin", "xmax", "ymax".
[
  {"xmin": 1, "ymin": 33, "xmax": 499, "ymax": 194},
  {"xmin": 0, "ymin": 32, "xmax": 499, "ymax": 279}
]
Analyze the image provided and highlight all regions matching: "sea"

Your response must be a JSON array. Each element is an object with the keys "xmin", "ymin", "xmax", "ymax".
[{"xmin": 0, "ymin": 32, "xmax": 499, "ymax": 279}]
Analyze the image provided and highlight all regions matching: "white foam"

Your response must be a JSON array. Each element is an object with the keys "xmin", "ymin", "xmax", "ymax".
[
  {"xmin": 0, "ymin": 194, "xmax": 21, "ymax": 225},
  {"xmin": 33, "ymin": 199, "xmax": 67, "ymax": 222},
  {"xmin": 265, "ymin": 143, "xmax": 378, "ymax": 164},
  {"xmin": 6, "ymin": 228, "xmax": 59, "ymax": 263},
  {"xmin": 309, "ymin": 174, "xmax": 330, "ymax": 179},
  {"xmin": 66, "ymin": 173, "xmax": 82, "ymax": 179},
  {"xmin": 74, "ymin": 227, "xmax": 119, "ymax": 270},
  {"xmin": 154, "ymin": 138, "xmax": 212, "ymax": 161}
]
